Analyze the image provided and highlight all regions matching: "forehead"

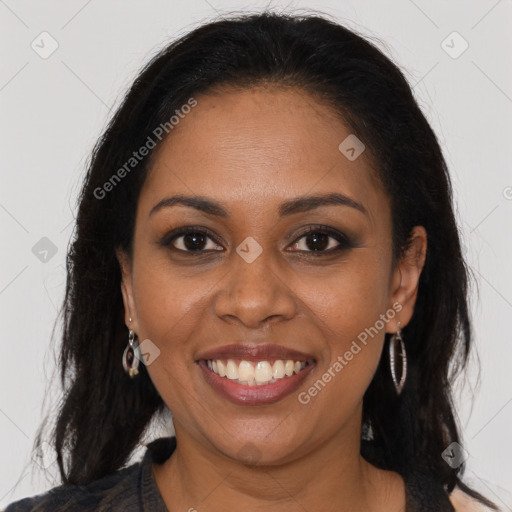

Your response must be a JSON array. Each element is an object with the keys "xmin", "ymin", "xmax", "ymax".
[{"xmin": 140, "ymin": 85, "xmax": 386, "ymax": 219}]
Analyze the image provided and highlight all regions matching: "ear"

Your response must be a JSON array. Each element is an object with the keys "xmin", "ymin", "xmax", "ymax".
[
  {"xmin": 385, "ymin": 226, "xmax": 427, "ymax": 333},
  {"xmin": 115, "ymin": 247, "xmax": 138, "ymax": 332}
]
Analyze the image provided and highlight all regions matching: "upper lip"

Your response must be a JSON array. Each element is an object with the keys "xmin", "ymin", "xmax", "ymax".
[{"xmin": 196, "ymin": 343, "xmax": 315, "ymax": 362}]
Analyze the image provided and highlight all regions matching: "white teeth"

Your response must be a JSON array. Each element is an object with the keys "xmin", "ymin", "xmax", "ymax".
[
  {"xmin": 225, "ymin": 360, "xmax": 238, "ymax": 380},
  {"xmin": 254, "ymin": 361, "xmax": 273, "ymax": 385},
  {"xmin": 272, "ymin": 360, "xmax": 285, "ymax": 379},
  {"xmin": 205, "ymin": 358, "xmax": 309, "ymax": 385},
  {"xmin": 238, "ymin": 360, "xmax": 254, "ymax": 382}
]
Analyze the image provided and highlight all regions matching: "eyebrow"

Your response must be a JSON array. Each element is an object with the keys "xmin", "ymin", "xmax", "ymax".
[{"xmin": 148, "ymin": 192, "xmax": 367, "ymax": 218}]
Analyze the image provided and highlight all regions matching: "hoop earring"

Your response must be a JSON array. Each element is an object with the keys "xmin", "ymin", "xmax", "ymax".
[
  {"xmin": 122, "ymin": 329, "xmax": 141, "ymax": 378},
  {"xmin": 389, "ymin": 321, "xmax": 407, "ymax": 395}
]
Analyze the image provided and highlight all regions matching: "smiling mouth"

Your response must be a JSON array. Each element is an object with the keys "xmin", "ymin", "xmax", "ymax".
[{"xmin": 200, "ymin": 358, "xmax": 316, "ymax": 386}]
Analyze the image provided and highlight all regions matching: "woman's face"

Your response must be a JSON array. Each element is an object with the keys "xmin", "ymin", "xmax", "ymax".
[{"xmin": 117, "ymin": 85, "xmax": 426, "ymax": 464}]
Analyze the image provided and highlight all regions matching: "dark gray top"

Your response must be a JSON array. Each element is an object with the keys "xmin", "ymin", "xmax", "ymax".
[{"xmin": 4, "ymin": 437, "xmax": 455, "ymax": 511}]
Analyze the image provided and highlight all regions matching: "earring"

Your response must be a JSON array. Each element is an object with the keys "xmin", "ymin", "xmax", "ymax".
[
  {"xmin": 389, "ymin": 321, "xmax": 407, "ymax": 395},
  {"xmin": 122, "ymin": 329, "xmax": 141, "ymax": 378}
]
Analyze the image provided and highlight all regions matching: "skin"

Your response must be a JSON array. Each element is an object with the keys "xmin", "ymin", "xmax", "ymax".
[{"xmin": 116, "ymin": 85, "xmax": 428, "ymax": 511}]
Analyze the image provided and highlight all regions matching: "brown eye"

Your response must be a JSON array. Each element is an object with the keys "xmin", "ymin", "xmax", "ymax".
[
  {"xmin": 177, "ymin": 232, "xmax": 208, "ymax": 251},
  {"xmin": 161, "ymin": 227, "xmax": 224, "ymax": 253},
  {"xmin": 288, "ymin": 226, "xmax": 352, "ymax": 254},
  {"xmin": 302, "ymin": 232, "xmax": 331, "ymax": 251}
]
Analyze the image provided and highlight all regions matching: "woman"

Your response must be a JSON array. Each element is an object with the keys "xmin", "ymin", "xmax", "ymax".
[{"xmin": 5, "ymin": 11, "xmax": 499, "ymax": 511}]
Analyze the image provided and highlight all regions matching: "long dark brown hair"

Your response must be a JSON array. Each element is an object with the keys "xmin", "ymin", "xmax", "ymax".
[{"xmin": 28, "ymin": 10, "xmax": 496, "ymax": 508}]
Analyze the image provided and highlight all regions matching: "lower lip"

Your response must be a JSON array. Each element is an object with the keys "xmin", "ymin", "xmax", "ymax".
[{"xmin": 197, "ymin": 360, "xmax": 316, "ymax": 405}]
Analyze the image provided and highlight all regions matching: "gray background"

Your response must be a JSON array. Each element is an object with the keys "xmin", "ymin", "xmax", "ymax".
[{"xmin": 1, "ymin": 0, "xmax": 511, "ymax": 508}]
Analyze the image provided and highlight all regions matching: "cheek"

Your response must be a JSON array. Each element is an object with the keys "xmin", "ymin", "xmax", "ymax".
[
  {"xmin": 130, "ymin": 259, "xmax": 208, "ymax": 416},
  {"xmin": 296, "ymin": 252, "xmax": 391, "ymax": 397},
  {"xmin": 296, "ymin": 269, "xmax": 388, "ymax": 420},
  {"xmin": 131, "ymin": 254, "xmax": 210, "ymax": 352},
  {"xmin": 300, "ymin": 254, "xmax": 391, "ymax": 339}
]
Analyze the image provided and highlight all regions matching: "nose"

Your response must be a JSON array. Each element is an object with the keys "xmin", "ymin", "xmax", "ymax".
[{"xmin": 213, "ymin": 247, "xmax": 297, "ymax": 329}]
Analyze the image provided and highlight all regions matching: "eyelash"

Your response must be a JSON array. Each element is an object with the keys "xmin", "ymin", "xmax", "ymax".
[{"xmin": 159, "ymin": 225, "xmax": 354, "ymax": 256}]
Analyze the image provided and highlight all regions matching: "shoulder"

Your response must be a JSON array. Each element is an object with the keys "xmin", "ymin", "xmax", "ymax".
[
  {"xmin": 3, "ymin": 461, "xmax": 141, "ymax": 512},
  {"xmin": 449, "ymin": 488, "xmax": 496, "ymax": 512}
]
